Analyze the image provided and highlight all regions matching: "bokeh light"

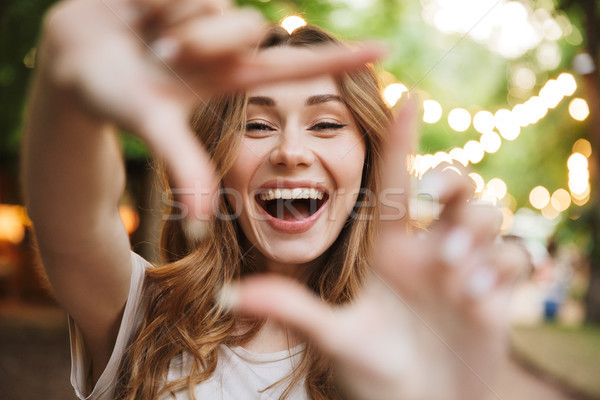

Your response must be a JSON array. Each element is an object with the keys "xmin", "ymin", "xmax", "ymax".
[
  {"xmin": 480, "ymin": 131, "xmax": 502, "ymax": 153},
  {"xmin": 572, "ymin": 138, "xmax": 592, "ymax": 158},
  {"xmin": 556, "ymin": 72, "xmax": 577, "ymax": 96},
  {"xmin": 0, "ymin": 205, "xmax": 26, "ymax": 244},
  {"xmin": 464, "ymin": 140, "xmax": 484, "ymax": 163},
  {"xmin": 487, "ymin": 178, "xmax": 507, "ymax": 199},
  {"xmin": 571, "ymin": 186, "xmax": 591, "ymax": 206},
  {"xmin": 383, "ymin": 83, "xmax": 408, "ymax": 107},
  {"xmin": 539, "ymin": 79, "xmax": 563, "ymax": 109},
  {"xmin": 423, "ymin": 99, "xmax": 443, "ymax": 123},
  {"xmin": 569, "ymin": 98, "xmax": 590, "ymax": 121},
  {"xmin": 511, "ymin": 67, "xmax": 536, "ymax": 90},
  {"xmin": 567, "ymin": 152, "xmax": 588, "ymax": 171},
  {"xmin": 449, "ymin": 147, "xmax": 469, "ymax": 166},
  {"xmin": 473, "ymin": 110, "xmax": 495, "ymax": 134},
  {"xmin": 448, "ymin": 108, "xmax": 471, "ymax": 132},
  {"xmin": 495, "ymin": 109, "xmax": 520, "ymax": 140},
  {"xmin": 119, "ymin": 205, "xmax": 140, "ymax": 235},
  {"xmin": 551, "ymin": 188, "xmax": 571, "ymax": 212},
  {"xmin": 541, "ymin": 203, "xmax": 561, "ymax": 220},
  {"xmin": 529, "ymin": 186, "xmax": 550, "ymax": 209},
  {"xmin": 281, "ymin": 16, "xmax": 307, "ymax": 34},
  {"xmin": 468, "ymin": 172, "xmax": 485, "ymax": 193}
]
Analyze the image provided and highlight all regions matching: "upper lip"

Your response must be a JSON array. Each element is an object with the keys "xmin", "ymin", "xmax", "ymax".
[{"xmin": 254, "ymin": 180, "xmax": 329, "ymax": 196}]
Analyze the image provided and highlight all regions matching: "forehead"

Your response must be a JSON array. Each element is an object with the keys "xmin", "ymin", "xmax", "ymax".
[
  {"xmin": 248, "ymin": 47, "xmax": 340, "ymax": 99},
  {"xmin": 247, "ymin": 75, "xmax": 339, "ymax": 100}
]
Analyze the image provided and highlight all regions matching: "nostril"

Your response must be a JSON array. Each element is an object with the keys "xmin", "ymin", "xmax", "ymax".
[{"xmin": 269, "ymin": 141, "xmax": 315, "ymax": 169}]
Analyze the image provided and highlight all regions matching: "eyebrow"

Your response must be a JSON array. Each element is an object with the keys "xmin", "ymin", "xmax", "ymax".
[
  {"xmin": 306, "ymin": 94, "xmax": 344, "ymax": 106},
  {"xmin": 247, "ymin": 94, "xmax": 344, "ymax": 107},
  {"xmin": 248, "ymin": 96, "xmax": 275, "ymax": 106}
]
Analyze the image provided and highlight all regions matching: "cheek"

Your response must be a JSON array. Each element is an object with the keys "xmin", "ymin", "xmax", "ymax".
[
  {"xmin": 222, "ymin": 149, "xmax": 259, "ymax": 217},
  {"xmin": 322, "ymin": 139, "xmax": 366, "ymax": 214},
  {"xmin": 336, "ymin": 139, "xmax": 366, "ymax": 190},
  {"xmin": 223, "ymin": 143, "xmax": 260, "ymax": 192}
]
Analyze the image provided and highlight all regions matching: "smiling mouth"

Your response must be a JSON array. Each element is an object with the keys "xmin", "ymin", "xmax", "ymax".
[{"xmin": 256, "ymin": 188, "xmax": 328, "ymax": 220}]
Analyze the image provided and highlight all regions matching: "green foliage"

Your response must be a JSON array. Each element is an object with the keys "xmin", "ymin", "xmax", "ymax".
[
  {"xmin": 0, "ymin": 0, "xmax": 58, "ymax": 155},
  {"xmin": 1, "ymin": 0, "xmax": 589, "ymax": 215}
]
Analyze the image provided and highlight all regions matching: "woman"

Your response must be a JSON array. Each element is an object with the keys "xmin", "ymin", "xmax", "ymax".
[{"xmin": 22, "ymin": 0, "xmax": 526, "ymax": 399}]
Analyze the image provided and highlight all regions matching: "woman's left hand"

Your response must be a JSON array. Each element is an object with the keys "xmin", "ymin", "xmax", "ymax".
[{"xmin": 223, "ymin": 99, "xmax": 528, "ymax": 400}]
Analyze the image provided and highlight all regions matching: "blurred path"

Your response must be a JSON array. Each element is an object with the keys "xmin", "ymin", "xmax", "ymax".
[
  {"xmin": 485, "ymin": 356, "xmax": 577, "ymax": 400},
  {"xmin": 0, "ymin": 301, "xmax": 75, "ymax": 400},
  {"xmin": 0, "ymin": 301, "xmax": 578, "ymax": 400}
]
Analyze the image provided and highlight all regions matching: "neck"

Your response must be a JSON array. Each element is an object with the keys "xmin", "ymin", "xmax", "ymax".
[{"xmin": 254, "ymin": 251, "xmax": 317, "ymax": 283}]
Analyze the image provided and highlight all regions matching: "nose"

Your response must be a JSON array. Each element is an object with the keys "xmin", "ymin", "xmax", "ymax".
[{"xmin": 269, "ymin": 127, "xmax": 315, "ymax": 169}]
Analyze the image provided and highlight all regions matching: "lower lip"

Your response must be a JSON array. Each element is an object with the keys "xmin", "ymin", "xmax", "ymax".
[{"xmin": 258, "ymin": 199, "xmax": 327, "ymax": 234}]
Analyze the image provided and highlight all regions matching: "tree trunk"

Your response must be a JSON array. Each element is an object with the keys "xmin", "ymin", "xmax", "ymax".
[{"xmin": 579, "ymin": 0, "xmax": 600, "ymax": 323}]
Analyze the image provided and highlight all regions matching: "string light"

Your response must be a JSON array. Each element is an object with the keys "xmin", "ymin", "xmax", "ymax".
[
  {"xmin": 530, "ymin": 186, "xmax": 550, "ymax": 210},
  {"xmin": 376, "ymin": 65, "xmax": 584, "ymax": 220},
  {"xmin": 480, "ymin": 131, "xmax": 502, "ymax": 153},
  {"xmin": 464, "ymin": 140, "xmax": 484, "ymax": 163},
  {"xmin": 448, "ymin": 108, "xmax": 471, "ymax": 132},
  {"xmin": 572, "ymin": 138, "xmax": 592, "ymax": 158},
  {"xmin": 557, "ymin": 72, "xmax": 577, "ymax": 95},
  {"xmin": 487, "ymin": 178, "xmax": 507, "ymax": 199},
  {"xmin": 383, "ymin": 83, "xmax": 408, "ymax": 107},
  {"xmin": 281, "ymin": 16, "xmax": 307, "ymax": 34},
  {"xmin": 551, "ymin": 189, "xmax": 571, "ymax": 212},
  {"xmin": 569, "ymin": 98, "xmax": 590, "ymax": 121},
  {"xmin": 541, "ymin": 203, "xmax": 561, "ymax": 220},
  {"xmin": 468, "ymin": 172, "xmax": 485, "ymax": 193},
  {"xmin": 423, "ymin": 100, "xmax": 443, "ymax": 123},
  {"xmin": 401, "ymin": 70, "xmax": 581, "ymax": 181},
  {"xmin": 473, "ymin": 110, "xmax": 495, "ymax": 133}
]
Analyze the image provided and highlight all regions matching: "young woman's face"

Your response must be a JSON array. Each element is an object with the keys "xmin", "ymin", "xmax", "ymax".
[{"xmin": 223, "ymin": 56, "xmax": 366, "ymax": 269}]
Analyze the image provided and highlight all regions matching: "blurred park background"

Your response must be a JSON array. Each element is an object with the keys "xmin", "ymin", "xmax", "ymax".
[{"xmin": 1, "ymin": 0, "xmax": 600, "ymax": 399}]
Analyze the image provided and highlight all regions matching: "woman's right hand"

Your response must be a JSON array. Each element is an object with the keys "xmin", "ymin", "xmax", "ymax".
[{"xmin": 38, "ymin": 0, "xmax": 383, "ymax": 221}]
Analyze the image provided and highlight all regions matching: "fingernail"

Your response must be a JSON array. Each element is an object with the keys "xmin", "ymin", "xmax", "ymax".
[
  {"xmin": 151, "ymin": 37, "xmax": 180, "ymax": 61},
  {"xmin": 440, "ymin": 227, "xmax": 473, "ymax": 267},
  {"xmin": 216, "ymin": 283, "xmax": 240, "ymax": 311},
  {"xmin": 467, "ymin": 267, "xmax": 497, "ymax": 299},
  {"xmin": 183, "ymin": 219, "xmax": 209, "ymax": 242}
]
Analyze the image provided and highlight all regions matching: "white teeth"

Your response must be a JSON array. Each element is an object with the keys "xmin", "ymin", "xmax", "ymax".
[{"xmin": 258, "ymin": 187, "xmax": 325, "ymax": 201}]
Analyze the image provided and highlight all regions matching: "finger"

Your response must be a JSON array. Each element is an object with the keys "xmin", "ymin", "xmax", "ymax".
[
  {"xmin": 421, "ymin": 167, "xmax": 474, "ymax": 221},
  {"xmin": 227, "ymin": 43, "xmax": 386, "ymax": 89},
  {"xmin": 373, "ymin": 233, "xmax": 430, "ymax": 299},
  {"xmin": 222, "ymin": 275, "xmax": 345, "ymax": 356},
  {"xmin": 379, "ymin": 98, "xmax": 417, "ymax": 229},
  {"xmin": 155, "ymin": 9, "xmax": 265, "ymax": 62},
  {"xmin": 489, "ymin": 240, "xmax": 530, "ymax": 286},
  {"xmin": 134, "ymin": 97, "xmax": 218, "ymax": 235},
  {"xmin": 135, "ymin": 0, "xmax": 231, "ymax": 26},
  {"xmin": 435, "ymin": 201, "xmax": 501, "ymax": 268},
  {"xmin": 457, "ymin": 202, "xmax": 502, "ymax": 243}
]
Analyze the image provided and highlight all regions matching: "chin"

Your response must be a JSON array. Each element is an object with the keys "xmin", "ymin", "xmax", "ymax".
[{"xmin": 259, "ymin": 241, "xmax": 326, "ymax": 265}]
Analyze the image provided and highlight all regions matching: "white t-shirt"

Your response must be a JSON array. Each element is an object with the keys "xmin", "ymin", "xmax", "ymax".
[{"xmin": 68, "ymin": 252, "xmax": 309, "ymax": 400}]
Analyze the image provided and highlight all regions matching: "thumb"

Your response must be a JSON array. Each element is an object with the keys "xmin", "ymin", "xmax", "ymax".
[{"xmin": 220, "ymin": 275, "xmax": 344, "ymax": 355}]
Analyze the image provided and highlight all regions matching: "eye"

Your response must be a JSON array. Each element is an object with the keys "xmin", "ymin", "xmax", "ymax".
[
  {"xmin": 245, "ymin": 122, "xmax": 274, "ymax": 132},
  {"xmin": 244, "ymin": 121, "xmax": 277, "ymax": 138},
  {"xmin": 310, "ymin": 122, "xmax": 348, "ymax": 131}
]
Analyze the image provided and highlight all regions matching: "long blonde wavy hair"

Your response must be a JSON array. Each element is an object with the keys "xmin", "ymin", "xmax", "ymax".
[{"xmin": 114, "ymin": 25, "xmax": 389, "ymax": 399}]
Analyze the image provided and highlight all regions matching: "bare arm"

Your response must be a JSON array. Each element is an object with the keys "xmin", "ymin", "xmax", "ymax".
[{"xmin": 22, "ymin": 55, "xmax": 133, "ymax": 380}]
